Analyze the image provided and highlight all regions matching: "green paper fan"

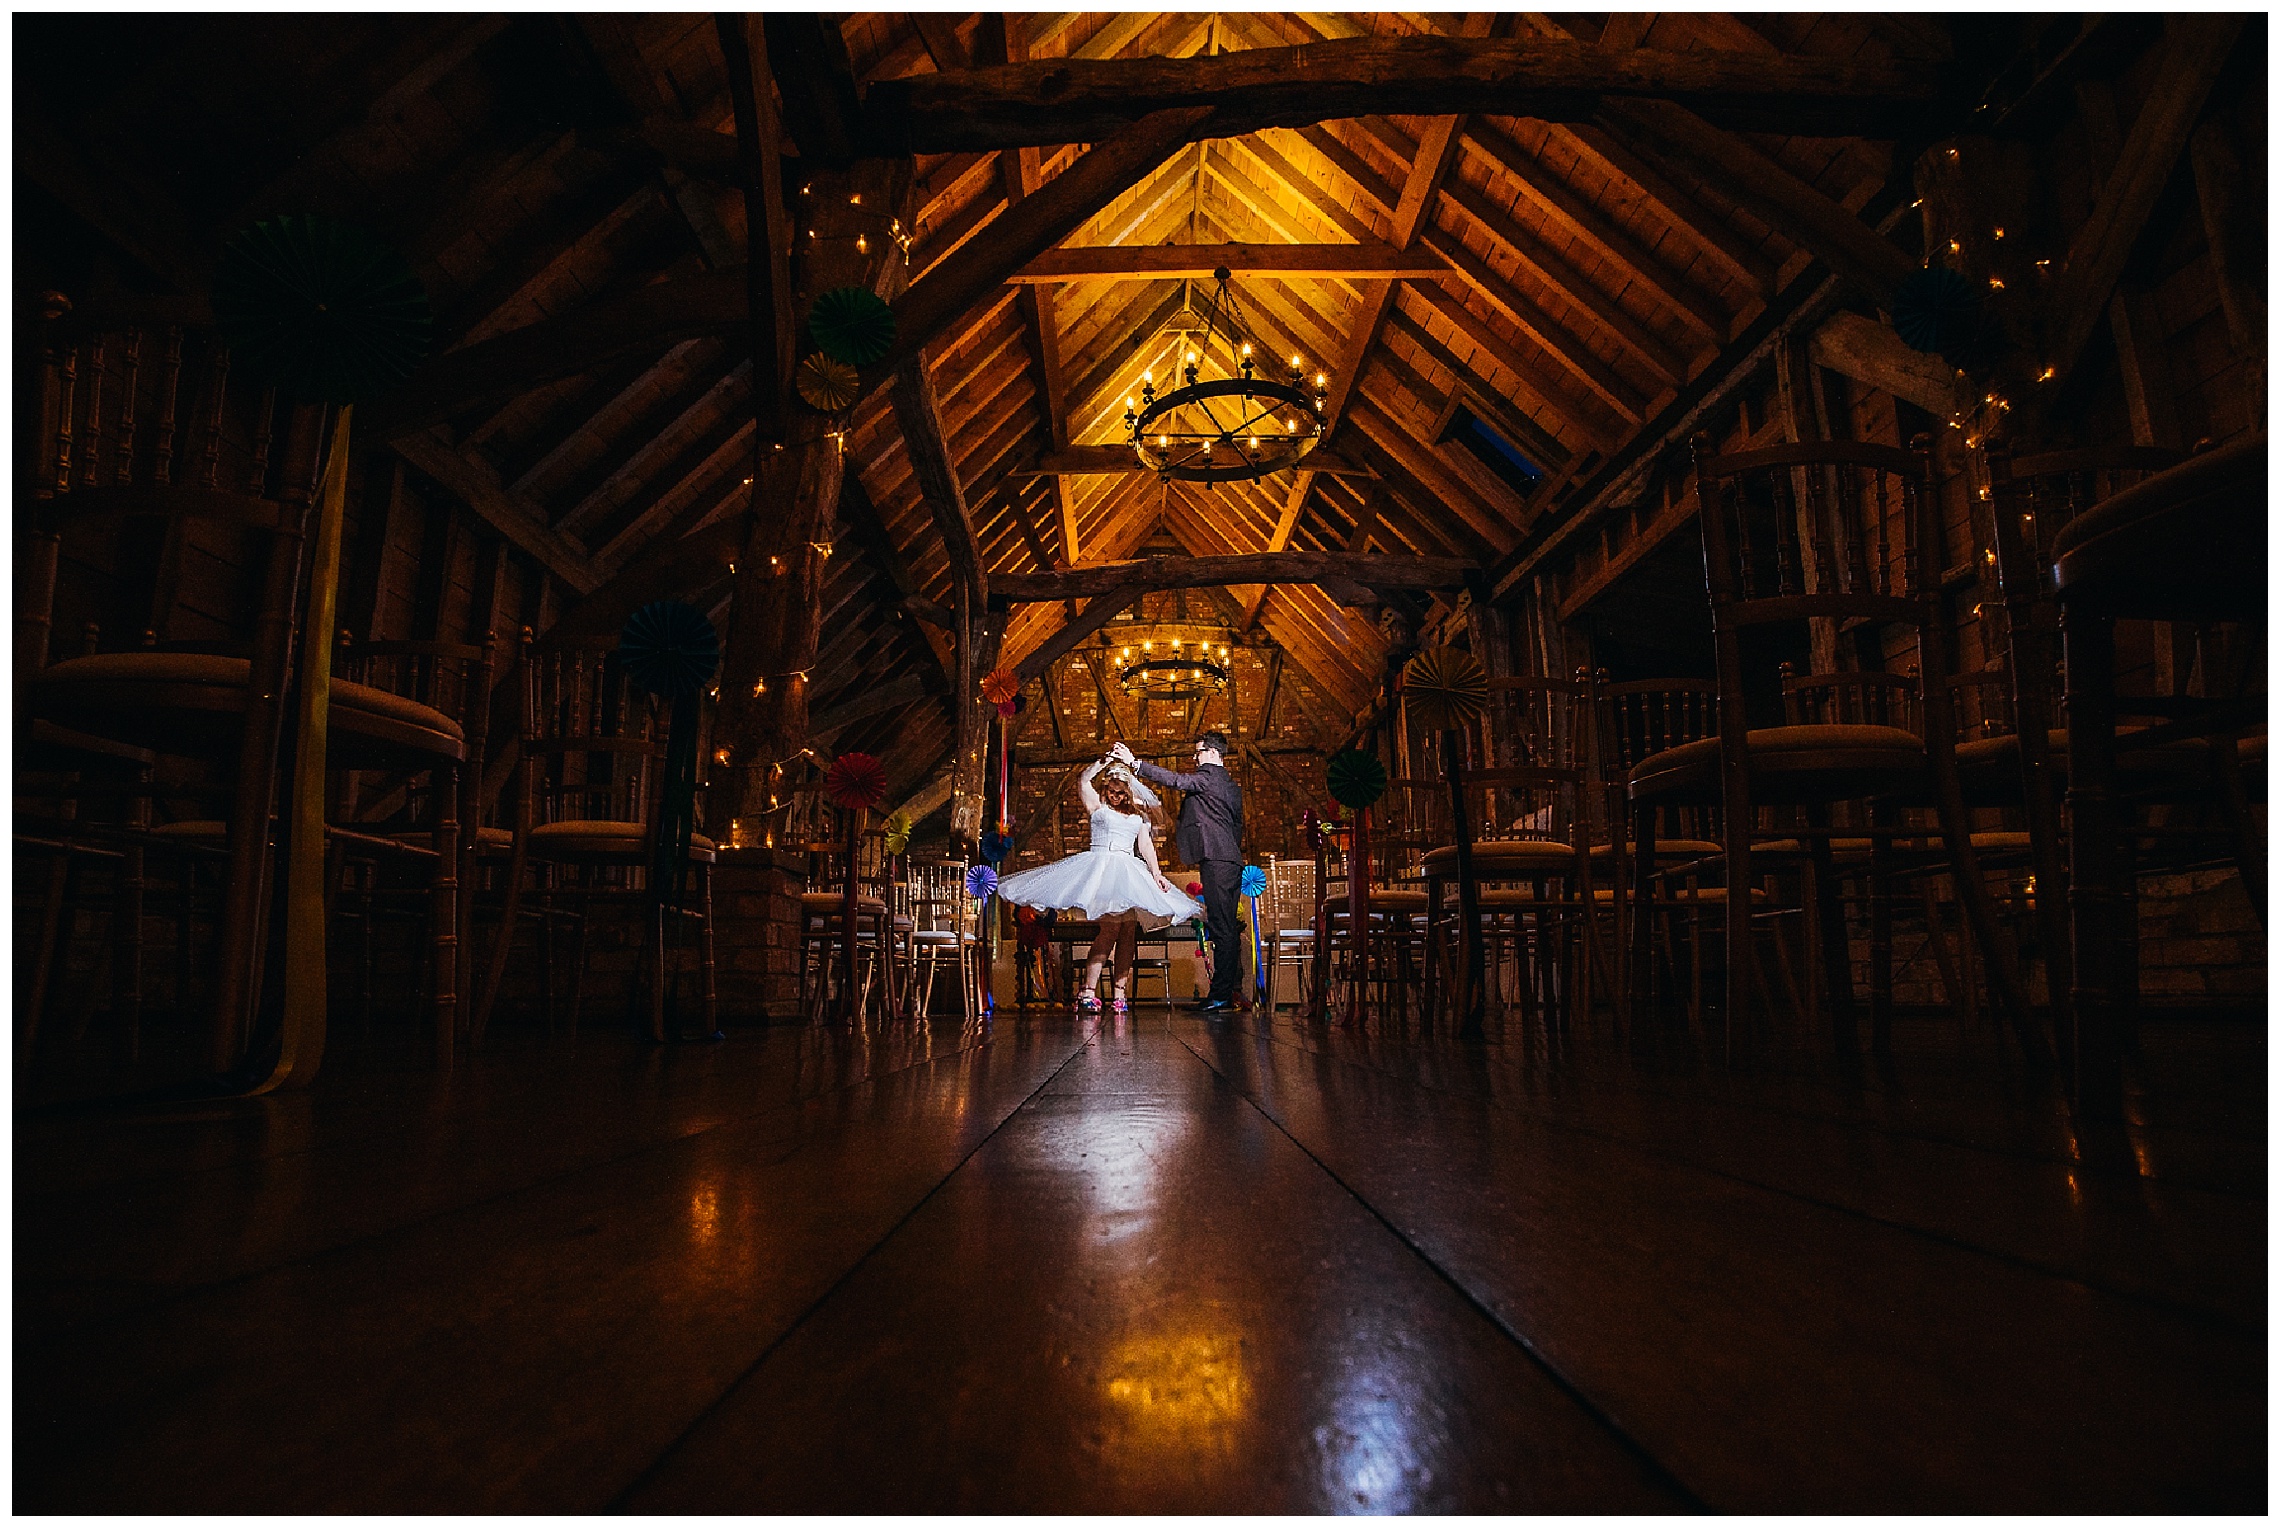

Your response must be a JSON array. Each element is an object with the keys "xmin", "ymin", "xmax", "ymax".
[
  {"xmin": 1326, "ymin": 748, "xmax": 1389, "ymax": 810},
  {"xmin": 807, "ymin": 285, "xmax": 896, "ymax": 366},
  {"xmin": 213, "ymin": 215, "xmax": 431, "ymax": 403},
  {"xmin": 796, "ymin": 352, "xmax": 861, "ymax": 412}
]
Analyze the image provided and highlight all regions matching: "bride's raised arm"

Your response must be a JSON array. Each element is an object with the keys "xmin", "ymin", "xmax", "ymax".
[{"xmin": 1076, "ymin": 757, "xmax": 1105, "ymax": 814}]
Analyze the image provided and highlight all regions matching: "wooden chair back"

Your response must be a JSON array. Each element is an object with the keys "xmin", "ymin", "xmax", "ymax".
[
  {"xmin": 514, "ymin": 632, "xmax": 672, "ymax": 831},
  {"xmin": 1263, "ymin": 855, "xmax": 1317, "ymax": 935},
  {"xmin": 1689, "ymin": 433, "xmax": 1954, "ymax": 756},
  {"xmin": 1981, "ymin": 443, "xmax": 2186, "ymax": 739},
  {"xmin": 1599, "ymin": 675, "xmax": 1721, "ymax": 842},
  {"xmin": 340, "ymin": 634, "xmax": 499, "ymax": 831},
  {"xmin": 906, "ymin": 857, "xmax": 975, "ymax": 939}
]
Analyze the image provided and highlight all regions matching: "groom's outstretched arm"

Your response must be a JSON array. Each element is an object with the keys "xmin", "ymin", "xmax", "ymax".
[{"xmin": 1133, "ymin": 758, "xmax": 1212, "ymax": 792}]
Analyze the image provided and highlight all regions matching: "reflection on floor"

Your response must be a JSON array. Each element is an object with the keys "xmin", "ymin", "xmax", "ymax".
[{"xmin": 15, "ymin": 1001, "xmax": 2265, "ymax": 1512}]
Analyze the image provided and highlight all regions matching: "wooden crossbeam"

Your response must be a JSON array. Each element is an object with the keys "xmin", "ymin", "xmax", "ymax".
[
  {"xmin": 861, "ymin": 36, "xmax": 1939, "ymax": 152},
  {"xmin": 1007, "ymin": 243, "xmax": 1453, "ymax": 284},
  {"xmin": 2041, "ymin": 15, "xmax": 2246, "ymax": 390},
  {"xmin": 1014, "ymin": 589, "xmax": 1140, "ymax": 683},
  {"xmin": 761, "ymin": 13, "xmax": 863, "ymax": 167},
  {"xmin": 715, "ymin": 14, "xmax": 795, "ymax": 444},
  {"xmin": 1008, "ymin": 444, "xmax": 1375, "ymax": 479},
  {"xmin": 994, "ymin": 551, "xmax": 1473, "ymax": 603},
  {"xmin": 1606, "ymin": 98, "xmax": 1914, "ymax": 311},
  {"xmin": 391, "ymin": 430, "xmax": 599, "ymax": 593}
]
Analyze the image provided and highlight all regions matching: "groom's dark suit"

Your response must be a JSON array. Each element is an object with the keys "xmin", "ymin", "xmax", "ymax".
[{"xmin": 1133, "ymin": 757, "xmax": 1245, "ymax": 1003}]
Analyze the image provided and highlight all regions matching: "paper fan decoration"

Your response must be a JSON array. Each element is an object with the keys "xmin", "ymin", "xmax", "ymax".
[
  {"xmin": 980, "ymin": 668, "xmax": 1020, "ymax": 707},
  {"xmin": 1402, "ymin": 645, "xmax": 1489, "ymax": 733},
  {"xmin": 1892, "ymin": 266, "xmax": 1980, "ymax": 358},
  {"xmin": 1326, "ymin": 748, "xmax": 1389, "ymax": 810},
  {"xmin": 617, "ymin": 600, "xmax": 720, "ymax": 699},
  {"xmin": 213, "ymin": 215, "xmax": 431, "ymax": 404},
  {"xmin": 882, "ymin": 809, "xmax": 914, "ymax": 856},
  {"xmin": 824, "ymin": 751, "xmax": 889, "ymax": 812},
  {"xmin": 965, "ymin": 864, "xmax": 998, "ymax": 900},
  {"xmin": 1240, "ymin": 864, "xmax": 1267, "ymax": 899},
  {"xmin": 979, "ymin": 829, "xmax": 1013, "ymax": 865},
  {"xmin": 995, "ymin": 699, "xmax": 1017, "ymax": 719},
  {"xmin": 808, "ymin": 286, "xmax": 896, "ymax": 366},
  {"xmin": 795, "ymin": 352, "xmax": 860, "ymax": 413}
]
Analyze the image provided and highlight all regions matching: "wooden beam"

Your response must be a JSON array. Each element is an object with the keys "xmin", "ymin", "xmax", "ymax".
[
  {"xmin": 1238, "ymin": 471, "xmax": 1317, "ymax": 629},
  {"xmin": 2042, "ymin": 15, "xmax": 2245, "ymax": 388},
  {"xmin": 811, "ymin": 672, "xmax": 932, "ymax": 737},
  {"xmin": 861, "ymin": 36, "xmax": 1939, "ymax": 152},
  {"xmin": 1008, "ymin": 443, "xmax": 1375, "ymax": 479},
  {"xmin": 1432, "ymin": 170, "xmax": 1689, "ymax": 385},
  {"xmin": 1605, "ymin": 98, "xmax": 1914, "ymax": 312},
  {"xmin": 995, "ymin": 551, "xmax": 1473, "ymax": 602},
  {"xmin": 889, "ymin": 359, "xmax": 989, "ymax": 607},
  {"xmin": 1808, "ymin": 311, "xmax": 1965, "ymax": 419},
  {"xmin": 365, "ymin": 265, "xmax": 747, "ymax": 441},
  {"xmin": 715, "ymin": 14, "xmax": 795, "ymax": 444},
  {"xmin": 1007, "ymin": 243, "xmax": 1453, "ymax": 284},
  {"xmin": 1401, "ymin": 276, "xmax": 1627, "ymax": 454},
  {"xmin": 912, "ymin": 14, "xmax": 970, "ymax": 73},
  {"xmin": 1014, "ymin": 589, "xmax": 1140, "ymax": 683},
  {"xmin": 761, "ymin": 13, "xmax": 863, "ymax": 167},
  {"xmin": 1460, "ymin": 119, "xmax": 1726, "ymax": 341},
  {"xmin": 861, "ymin": 105, "xmax": 1215, "ymax": 389},
  {"xmin": 2190, "ymin": 117, "xmax": 2265, "ymax": 371},
  {"xmin": 391, "ymin": 430, "xmax": 600, "ymax": 593}
]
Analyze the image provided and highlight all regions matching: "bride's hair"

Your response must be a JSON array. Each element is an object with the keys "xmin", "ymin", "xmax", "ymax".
[{"xmin": 1097, "ymin": 769, "xmax": 1166, "ymax": 830}]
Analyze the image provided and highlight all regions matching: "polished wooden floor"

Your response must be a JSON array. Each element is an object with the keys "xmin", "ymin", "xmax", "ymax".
[{"xmin": 16, "ymin": 997, "xmax": 2265, "ymax": 1512}]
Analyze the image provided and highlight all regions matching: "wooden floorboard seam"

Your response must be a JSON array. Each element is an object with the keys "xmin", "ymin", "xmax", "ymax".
[
  {"xmin": 605, "ymin": 1016, "xmax": 1107, "ymax": 1510},
  {"xmin": 1213, "ymin": 1014, "xmax": 2262, "ymax": 1333},
  {"xmin": 1167, "ymin": 1017, "xmax": 1715, "ymax": 1513},
  {"xmin": 17, "ymin": 1022, "xmax": 1070, "ymax": 1348}
]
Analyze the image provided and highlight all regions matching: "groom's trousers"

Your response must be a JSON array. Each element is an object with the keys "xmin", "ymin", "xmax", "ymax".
[{"xmin": 1200, "ymin": 858, "xmax": 1243, "ymax": 1003}]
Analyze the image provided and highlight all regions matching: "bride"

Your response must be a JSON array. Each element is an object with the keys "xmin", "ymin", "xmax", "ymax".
[{"xmin": 995, "ymin": 755, "xmax": 1202, "ymax": 1014}]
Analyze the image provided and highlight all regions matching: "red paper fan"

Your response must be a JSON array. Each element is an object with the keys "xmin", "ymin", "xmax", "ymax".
[
  {"xmin": 823, "ymin": 751, "xmax": 888, "ymax": 811},
  {"xmin": 995, "ymin": 698, "xmax": 1017, "ymax": 719},
  {"xmin": 980, "ymin": 668, "xmax": 1020, "ymax": 706}
]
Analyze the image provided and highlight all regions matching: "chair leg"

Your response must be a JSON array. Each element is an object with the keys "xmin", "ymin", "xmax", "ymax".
[
  {"xmin": 22, "ymin": 850, "xmax": 72, "ymax": 1072},
  {"xmin": 114, "ymin": 842, "xmax": 145, "ymax": 1063},
  {"xmin": 2064, "ymin": 605, "xmax": 2131, "ymax": 1156},
  {"xmin": 430, "ymin": 767, "xmax": 459, "ymax": 1069},
  {"xmin": 1805, "ymin": 811, "xmax": 1858, "ymax": 1058},
  {"xmin": 700, "ymin": 867, "xmax": 717, "ymax": 1035},
  {"xmin": 1868, "ymin": 805, "xmax": 1895, "ymax": 1056}
]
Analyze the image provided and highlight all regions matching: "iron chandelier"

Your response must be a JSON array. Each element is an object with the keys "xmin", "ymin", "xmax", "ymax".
[{"xmin": 1122, "ymin": 267, "xmax": 1328, "ymax": 485}]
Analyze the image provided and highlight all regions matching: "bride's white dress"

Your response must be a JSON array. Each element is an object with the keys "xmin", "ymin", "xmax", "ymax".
[{"xmin": 996, "ymin": 806, "xmax": 1203, "ymax": 930}]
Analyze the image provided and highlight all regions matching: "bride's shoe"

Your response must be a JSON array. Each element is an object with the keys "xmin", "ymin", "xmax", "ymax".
[{"xmin": 1075, "ymin": 991, "xmax": 1102, "ymax": 1015}]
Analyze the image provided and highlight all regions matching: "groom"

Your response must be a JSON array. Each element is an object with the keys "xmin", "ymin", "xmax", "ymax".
[{"xmin": 1113, "ymin": 732, "xmax": 1245, "ymax": 1013}]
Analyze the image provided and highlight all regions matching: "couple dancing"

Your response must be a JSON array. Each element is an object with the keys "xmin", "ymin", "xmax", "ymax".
[{"xmin": 996, "ymin": 731, "xmax": 1246, "ymax": 1016}]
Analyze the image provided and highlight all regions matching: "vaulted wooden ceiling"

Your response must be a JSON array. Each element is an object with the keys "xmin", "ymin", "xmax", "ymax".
[{"xmin": 17, "ymin": 10, "xmax": 1971, "ymax": 797}]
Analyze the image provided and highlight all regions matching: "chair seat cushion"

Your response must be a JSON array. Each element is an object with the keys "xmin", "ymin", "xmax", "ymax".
[
  {"xmin": 1629, "ymin": 725, "xmax": 1924, "ymax": 805},
  {"xmin": 33, "ymin": 651, "xmax": 465, "ymax": 766},
  {"xmin": 392, "ymin": 825, "xmax": 513, "ymax": 850},
  {"xmin": 529, "ymin": 819, "xmax": 716, "ymax": 863},
  {"xmin": 1419, "ymin": 840, "xmax": 1575, "ymax": 878},
  {"xmin": 801, "ymin": 890, "xmax": 886, "ymax": 911},
  {"xmin": 1592, "ymin": 885, "xmax": 1769, "ymax": 905},
  {"xmin": 910, "ymin": 929, "xmax": 963, "ymax": 945},
  {"xmin": 1588, "ymin": 839, "xmax": 1723, "ymax": 862}
]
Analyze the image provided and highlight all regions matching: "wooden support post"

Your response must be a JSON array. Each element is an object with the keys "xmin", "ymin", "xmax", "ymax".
[{"xmin": 712, "ymin": 156, "xmax": 912, "ymax": 827}]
